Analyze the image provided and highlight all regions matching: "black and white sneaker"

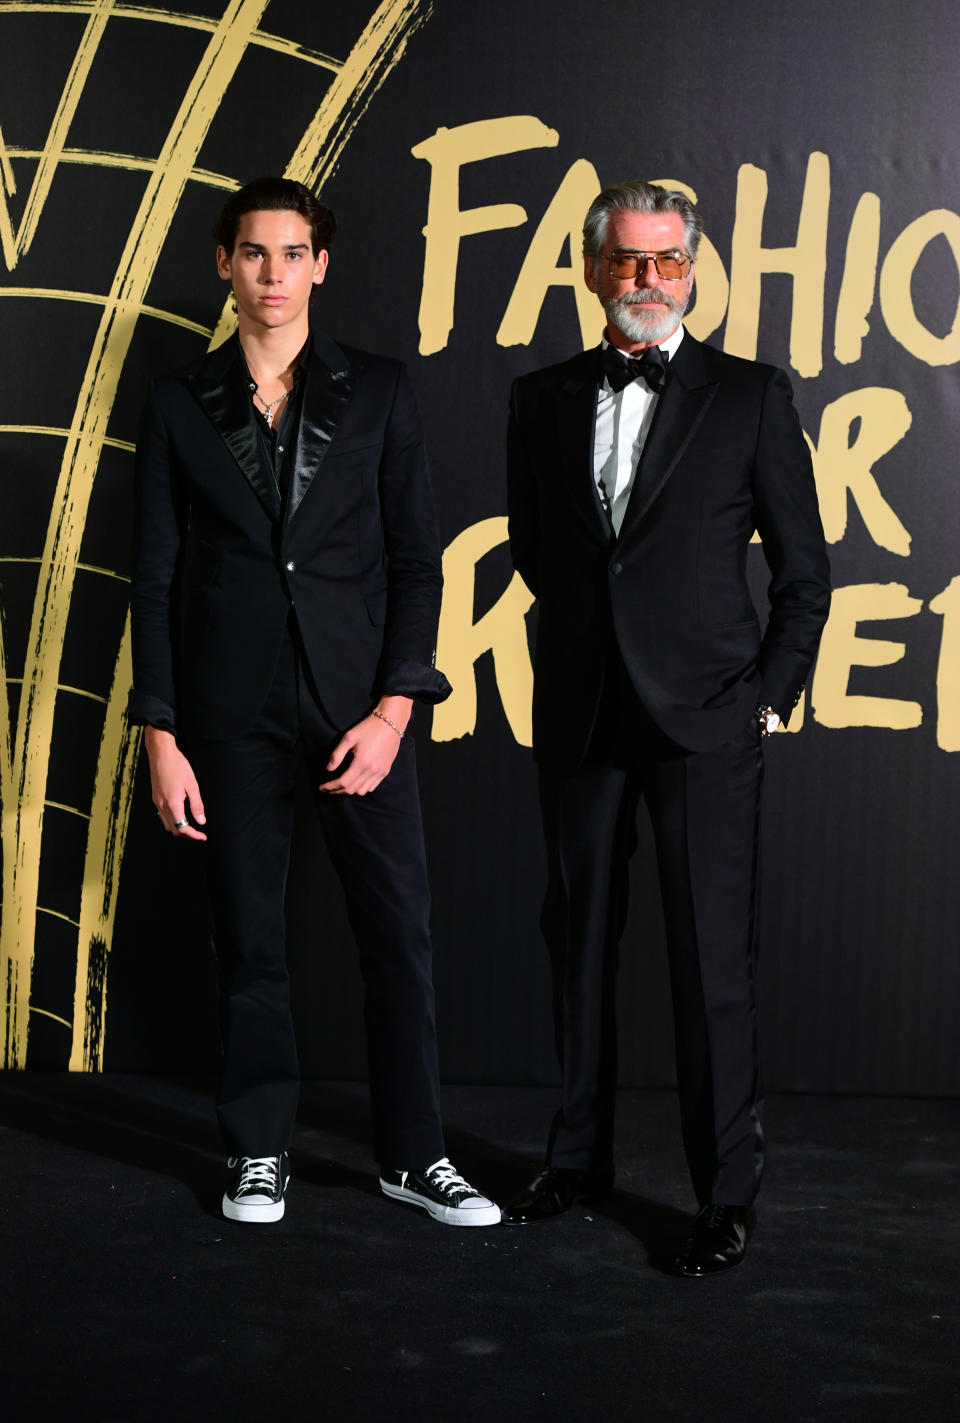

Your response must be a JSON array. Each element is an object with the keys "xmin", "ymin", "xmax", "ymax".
[
  {"xmin": 222, "ymin": 1153, "xmax": 290, "ymax": 1223},
  {"xmin": 379, "ymin": 1157, "xmax": 501, "ymax": 1226}
]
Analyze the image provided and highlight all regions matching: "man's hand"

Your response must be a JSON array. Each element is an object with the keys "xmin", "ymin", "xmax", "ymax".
[
  {"xmin": 320, "ymin": 696, "xmax": 412, "ymax": 796},
  {"xmin": 145, "ymin": 726, "xmax": 207, "ymax": 840}
]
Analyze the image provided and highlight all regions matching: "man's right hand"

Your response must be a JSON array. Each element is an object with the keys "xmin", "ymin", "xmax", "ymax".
[{"xmin": 145, "ymin": 727, "xmax": 207, "ymax": 841}]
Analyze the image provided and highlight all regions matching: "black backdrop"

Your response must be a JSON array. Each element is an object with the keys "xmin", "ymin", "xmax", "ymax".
[{"xmin": 2, "ymin": 0, "xmax": 958, "ymax": 1094}]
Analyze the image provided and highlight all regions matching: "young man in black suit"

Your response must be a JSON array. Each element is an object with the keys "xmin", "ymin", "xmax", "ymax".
[
  {"xmin": 503, "ymin": 181, "xmax": 830, "ymax": 1273},
  {"xmin": 131, "ymin": 176, "xmax": 498, "ymax": 1228}
]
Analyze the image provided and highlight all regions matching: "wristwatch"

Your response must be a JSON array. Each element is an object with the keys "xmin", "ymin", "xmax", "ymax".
[{"xmin": 754, "ymin": 704, "xmax": 781, "ymax": 737}]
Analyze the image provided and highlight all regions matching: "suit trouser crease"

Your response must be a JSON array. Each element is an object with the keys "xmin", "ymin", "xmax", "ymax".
[
  {"xmin": 540, "ymin": 721, "xmax": 765, "ymax": 1206},
  {"xmin": 191, "ymin": 627, "xmax": 444, "ymax": 1169}
]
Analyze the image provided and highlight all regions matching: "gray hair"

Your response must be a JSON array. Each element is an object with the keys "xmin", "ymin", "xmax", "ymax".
[{"xmin": 582, "ymin": 180, "xmax": 703, "ymax": 261}]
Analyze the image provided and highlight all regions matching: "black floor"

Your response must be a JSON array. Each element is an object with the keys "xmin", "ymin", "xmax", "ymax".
[{"xmin": 2, "ymin": 1075, "xmax": 958, "ymax": 1421}]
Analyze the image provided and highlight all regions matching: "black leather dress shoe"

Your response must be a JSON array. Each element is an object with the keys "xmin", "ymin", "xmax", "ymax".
[
  {"xmin": 672, "ymin": 1204, "xmax": 754, "ymax": 1276},
  {"xmin": 500, "ymin": 1166, "xmax": 612, "ymax": 1224}
]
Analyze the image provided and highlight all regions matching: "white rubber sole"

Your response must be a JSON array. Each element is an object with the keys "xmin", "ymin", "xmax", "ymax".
[
  {"xmin": 221, "ymin": 1193, "xmax": 286, "ymax": 1223},
  {"xmin": 379, "ymin": 1179, "xmax": 502, "ymax": 1227}
]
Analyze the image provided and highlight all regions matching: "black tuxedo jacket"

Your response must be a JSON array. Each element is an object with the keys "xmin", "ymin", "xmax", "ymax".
[
  {"xmin": 130, "ymin": 327, "xmax": 450, "ymax": 741},
  {"xmin": 507, "ymin": 332, "xmax": 831, "ymax": 765}
]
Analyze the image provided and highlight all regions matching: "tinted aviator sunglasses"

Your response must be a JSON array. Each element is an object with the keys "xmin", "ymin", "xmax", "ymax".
[{"xmin": 605, "ymin": 249, "xmax": 692, "ymax": 281}]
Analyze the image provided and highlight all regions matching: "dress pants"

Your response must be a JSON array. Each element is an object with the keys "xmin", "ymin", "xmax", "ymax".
[
  {"xmin": 539, "ymin": 651, "xmax": 765, "ymax": 1207},
  {"xmin": 188, "ymin": 623, "xmax": 445, "ymax": 1171}
]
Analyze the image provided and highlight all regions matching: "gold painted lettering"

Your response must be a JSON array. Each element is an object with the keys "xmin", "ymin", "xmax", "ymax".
[
  {"xmin": 879, "ymin": 209, "xmax": 960, "ymax": 365},
  {"xmin": 812, "ymin": 583, "xmax": 922, "ymax": 729},
  {"xmin": 806, "ymin": 387, "xmax": 912, "ymax": 555},
  {"xmin": 929, "ymin": 576, "xmax": 960, "ymax": 752},
  {"xmin": 834, "ymin": 192, "xmax": 881, "ymax": 365},
  {"xmin": 433, "ymin": 518, "xmax": 534, "ymax": 745},
  {"xmin": 412, "ymin": 117, "xmax": 559, "ymax": 355},
  {"xmin": 497, "ymin": 158, "xmax": 602, "ymax": 350},
  {"xmin": 649, "ymin": 177, "xmax": 730, "ymax": 342},
  {"xmin": 783, "ymin": 688, "xmax": 805, "ymax": 733},
  {"xmin": 725, "ymin": 152, "xmax": 830, "ymax": 378}
]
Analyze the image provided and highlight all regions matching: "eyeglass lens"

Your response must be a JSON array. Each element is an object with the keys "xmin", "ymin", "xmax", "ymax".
[{"xmin": 608, "ymin": 251, "xmax": 688, "ymax": 280}]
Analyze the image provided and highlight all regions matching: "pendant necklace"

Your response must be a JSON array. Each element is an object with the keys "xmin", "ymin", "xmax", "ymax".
[
  {"xmin": 253, "ymin": 387, "xmax": 289, "ymax": 428},
  {"xmin": 247, "ymin": 369, "xmax": 291, "ymax": 428}
]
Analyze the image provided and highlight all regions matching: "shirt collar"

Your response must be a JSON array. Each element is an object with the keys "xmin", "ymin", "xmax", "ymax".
[{"xmin": 236, "ymin": 329, "xmax": 312, "ymax": 395}]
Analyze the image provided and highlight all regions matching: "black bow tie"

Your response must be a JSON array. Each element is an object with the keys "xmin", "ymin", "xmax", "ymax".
[{"xmin": 602, "ymin": 343, "xmax": 669, "ymax": 394}]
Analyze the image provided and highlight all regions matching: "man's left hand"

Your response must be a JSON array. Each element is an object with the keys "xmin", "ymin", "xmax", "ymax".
[{"xmin": 320, "ymin": 697, "xmax": 412, "ymax": 795}]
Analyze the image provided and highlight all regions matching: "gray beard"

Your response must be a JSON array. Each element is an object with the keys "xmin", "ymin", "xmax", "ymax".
[{"xmin": 605, "ymin": 287, "xmax": 688, "ymax": 345}]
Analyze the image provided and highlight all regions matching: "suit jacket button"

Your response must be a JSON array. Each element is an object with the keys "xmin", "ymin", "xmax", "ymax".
[
  {"xmin": 285, "ymin": 560, "xmax": 295, "ymax": 572},
  {"xmin": 611, "ymin": 561, "xmax": 623, "ymax": 575}
]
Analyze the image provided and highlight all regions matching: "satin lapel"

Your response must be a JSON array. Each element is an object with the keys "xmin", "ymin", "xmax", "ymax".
[
  {"xmin": 556, "ymin": 347, "xmax": 613, "ymax": 542},
  {"xmin": 619, "ymin": 335, "xmax": 718, "ymax": 535},
  {"xmin": 188, "ymin": 337, "xmax": 280, "ymax": 522},
  {"xmin": 286, "ymin": 330, "xmax": 360, "ymax": 522}
]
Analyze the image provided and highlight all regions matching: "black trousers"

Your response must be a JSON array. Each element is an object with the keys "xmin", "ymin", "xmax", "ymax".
[
  {"xmin": 538, "ymin": 653, "xmax": 765, "ymax": 1207},
  {"xmin": 189, "ymin": 624, "xmax": 445, "ymax": 1170}
]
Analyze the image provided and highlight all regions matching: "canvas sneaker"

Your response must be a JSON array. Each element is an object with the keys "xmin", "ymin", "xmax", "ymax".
[
  {"xmin": 222, "ymin": 1152, "xmax": 290, "ymax": 1223},
  {"xmin": 379, "ymin": 1157, "xmax": 501, "ymax": 1226}
]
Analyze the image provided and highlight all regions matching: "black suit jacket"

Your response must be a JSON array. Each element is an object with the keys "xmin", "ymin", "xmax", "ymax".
[
  {"xmin": 507, "ymin": 332, "xmax": 831, "ymax": 765},
  {"xmin": 130, "ymin": 327, "xmax": 450, "ymax": 741}
]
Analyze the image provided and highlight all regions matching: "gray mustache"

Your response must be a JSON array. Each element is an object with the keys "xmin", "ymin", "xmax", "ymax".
[{"xmin": 621, "ymin": 289, "xmax": 675, "ymax": 307}]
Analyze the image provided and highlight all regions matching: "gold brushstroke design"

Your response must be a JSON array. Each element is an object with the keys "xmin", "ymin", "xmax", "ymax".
[
  {"xmin": 210, "ymin": 0, "xmax": 433, "ymax": 347},
  {"xmin": 29, "ymin": 1006, "xmax": 72, "ymax": 1027},
  {"xmin": 0, "ymin": 118, "xmax": 16, "ymax": 191},
  {"xmin": 70, "ymin": 618, "xmax": 140, "ymax": 1069},
  {"xmin": 1, "ymin": 0, "xmax": 115, "ymax": 267},
  {"xmin": 0, "ymin": 557, "xmax": 132, "ymax": 581},
  {"xmin": 46, "ymin": 800, "xmax": 92, "ymax": 819},
  {"xmin": 1, "ymin": 0, "xmax": 273, "ymax": 1068},
  {"xmin": 0, "ymin": 541, "xmax": 12, "ymax": 1069},
  {"xmin": 3, "ymin": 680, "xmax": 107, "ymax": 703},
  {"xmin": 37, "ymin": 908, "xmax": 80, "ymax": 928},
  {"xmin": 0, "ymin": 3, "xmax": 341, "ymax": 71},
  {"xmin": 59, "ymin": 685, "xmax": 109, "ymax": 704},
  {"xmin": 0, "ymin": 288, "xmax": 212, "ymax": 336},
  {"xmin": 6, "ymin": 147, "xmax": 237, "ymax": 189},
  {"xmin": 0, "ymin": 570, "xmax": 12, "ymax": 887},
  {"xmin": 291, "ymin": 0, "xmax": 432, "ymax": 189},
  {"xmin": 0, "ymin": 0, "xmax": 432, "ymax": 1067},
  {"xmin": 0, "ymin": 427, "xmax": 136, "ymax": 452}
]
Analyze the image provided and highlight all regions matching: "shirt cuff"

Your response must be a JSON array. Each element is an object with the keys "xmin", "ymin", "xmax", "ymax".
[
  {"xmin": 377, "ymin": 659, "xmax": 452, "ymax": 705},
  {"xmin": 127, "ymin": 689, "xmax": 177, "ymax": 734}
]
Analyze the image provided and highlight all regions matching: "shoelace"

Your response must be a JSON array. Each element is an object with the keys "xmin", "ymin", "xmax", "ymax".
[
  {"xmin": 423, "ymin": 1157, "xmax": 472, "ymax": 1194},
  {"xmin": 236, "ymin": 1156, "xmax": 279, "ymax": 1192}
]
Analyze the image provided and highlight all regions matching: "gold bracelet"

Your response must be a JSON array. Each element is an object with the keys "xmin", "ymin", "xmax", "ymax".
[{"xmin": 372, "ymin": 708, "xmax": 404, "ymax": 739}]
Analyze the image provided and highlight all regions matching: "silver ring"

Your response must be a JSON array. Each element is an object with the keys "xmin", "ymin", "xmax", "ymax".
[{"xmin": 172, "ymin": 819, "xmax": 188, "ymax": 830}]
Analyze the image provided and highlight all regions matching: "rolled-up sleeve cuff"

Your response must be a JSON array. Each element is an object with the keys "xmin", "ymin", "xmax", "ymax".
[
  {"xmin": 377, "ymin": 658, "xmax": 452, "ymax": 705},
  {"xmin": 127, "ymin": 688, "xmax": 177, "ymax": 733}
]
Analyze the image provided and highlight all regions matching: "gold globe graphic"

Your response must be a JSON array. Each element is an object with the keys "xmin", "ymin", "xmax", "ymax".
[{"xmin": 0, "ymin": 0, "xmax": 432, "ymax": 1070}]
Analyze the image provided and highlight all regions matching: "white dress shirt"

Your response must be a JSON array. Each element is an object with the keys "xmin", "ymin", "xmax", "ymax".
[{"xmin": 594, "ymin": 323, "xmax": 685, "ymax": 535}]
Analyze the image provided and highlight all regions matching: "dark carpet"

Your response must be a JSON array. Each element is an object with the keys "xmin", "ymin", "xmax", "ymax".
[{"xmin": 1, "ymin": 1075, "xmax": 957, "ymax": 1421}]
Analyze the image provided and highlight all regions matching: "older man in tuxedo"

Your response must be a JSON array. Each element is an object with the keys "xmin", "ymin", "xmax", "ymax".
[
  {"xmin": 130, "ymin": 177, "xmax": 498, "ymax": 1229},
  {"xmin": 503, "ymin": 180, "xmax": 830, "ymax": 1273}
]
